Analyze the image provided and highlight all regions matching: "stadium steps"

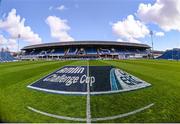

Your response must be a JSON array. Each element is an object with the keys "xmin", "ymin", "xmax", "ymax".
[
  {"xmin": 0, "ymin": 52, "xmax": 16, "ymax": 62},
  {"xmin": 158, "ymin": 49, "xmax": 180, "ymax": 60}
]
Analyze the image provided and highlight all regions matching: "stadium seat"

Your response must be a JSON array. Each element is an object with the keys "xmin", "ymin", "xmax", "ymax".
[
  {"xmin": 0, "ymin": 51, "xmax": 16, "ymax": 62},
  {"xmin": 158, "ymin": 49, "xmax": 180, "ymax": 60}
]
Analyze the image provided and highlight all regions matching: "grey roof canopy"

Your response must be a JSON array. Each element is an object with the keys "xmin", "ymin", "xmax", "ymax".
[{"xmin": 22, "ymin": 41, "xmax": 150, "ymax": 50}]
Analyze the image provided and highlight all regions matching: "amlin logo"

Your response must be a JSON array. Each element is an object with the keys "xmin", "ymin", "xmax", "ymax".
[{"xmin": 27, "ymin": 66, "xmax": 151, "ymax": 95}]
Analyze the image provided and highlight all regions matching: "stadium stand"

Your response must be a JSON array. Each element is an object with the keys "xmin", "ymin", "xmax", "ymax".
[
  {"xmin": 77, "ymin": 48, "xmax": 86, "ymax": 55},
  {"xmin": 66, "ymin": 48, "xmax": 78, "ymax": 55},
  {"xmin": 21, "ymin": 41, "xmax": 150, "ymax": 60},
  {"xmin": 158, "ymin": 48, "xmax": 180, "ymax": 60},
  {"xmin": 0, "ymin": 51, "xmax": 16, "ymax": 62},
  {"xmin": 50, "ymin": 49, "xmax": 65, "ymax": 56},
  {"xmin": 98, "ymin": 48, "xmax": 111, "ymax": 55},
  {"xmin": 86, "ymin": 48, "xmax": 98, "ymax": 54}
]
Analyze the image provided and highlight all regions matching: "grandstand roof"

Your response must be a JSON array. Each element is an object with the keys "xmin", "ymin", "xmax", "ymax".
[{"xmin": 22, "ymin": 41, "xmax": 150, "ymax": 50}]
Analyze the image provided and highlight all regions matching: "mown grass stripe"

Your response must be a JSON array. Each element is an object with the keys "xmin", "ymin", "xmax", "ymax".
[
  {"xmin": 91, "ymin": 103, "xmax": 154, "ymax": 121},
  {"xmin": 1, "ymin": 60, "xmax": 180, "ymax": 122}
]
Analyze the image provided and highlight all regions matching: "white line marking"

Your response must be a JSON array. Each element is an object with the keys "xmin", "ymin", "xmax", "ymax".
[
  {"xmin": 27, "ymin": 103, "xmax": 154, "ymax": 122},
  {"xmin": 91, "ymin": 103, "xmax": 154, "ymax": 121},
  {"xmin": 27, "ymin": 85, "xmax": 88, "ymax": 95},
  {"xmin": 86, "ymin": 60, "xmax": 91, "ymax": 123},
  {"xmin": 28, "ymin": 85, "xmax": 151, "ymax": 95},
  {"xmin": 27, "ymin": 106, "xmax": 86, "ymax": 121}
]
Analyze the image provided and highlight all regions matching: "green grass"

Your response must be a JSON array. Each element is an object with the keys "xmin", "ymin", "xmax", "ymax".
[{"xmin": 0, "ymin": 60, "xmax": 180, "ymax": 122}]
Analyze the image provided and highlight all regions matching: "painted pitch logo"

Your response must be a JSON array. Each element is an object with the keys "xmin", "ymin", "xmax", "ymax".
[
  {"xmin": 43, "ymin": 66, "xmax": 95, "ymax": 87},
  {"xmin": 27, "ymin": 66, "xmax": 151, "ymax": 95},
  {"xmin": 27, "ymin": 66, "xmax": 154, "ymax": 122}
]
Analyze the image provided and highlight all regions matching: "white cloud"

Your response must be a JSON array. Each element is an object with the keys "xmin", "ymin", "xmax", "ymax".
[
  {"xmin": 0, "ymin": 34, "xmax": 7, "ymax": 45},
  {"xmin": 56, "ymin": 5, "xmax": 67, "ymax": 11},
  {"xmin": 112, "ymin": 15, "xmax": 149, "ymax": 39},
  {"xmin": 46, "ymin": 16, "xmax": 74, "ymax": 42},
  {"xmin": 112, "ymin": 15, "xmax": 149, "ymax": 43},
  {"xmin": 155, "ymin": 31, "xmax": 164, "ymax": 37},
  {"xmin": 6, "ymin": 39, "xmax": 18, "ymax": 51},
  {"xmin": 117, "ymin": 37, "xmax": 141, "ymax": 43},
  {"xmin": 49, "ymin": 5, "xmax": 67, "ymax": 11},
  {"xmin": 0, "ymin": 9, "xmax": 42, "ymax": 45},
  {"xmin": 0, "ymin": 35, "xmax": 18, "ymax": 51},
  {"xmin": 137, "ymin": 0, "xmax": 180, "ymax": 31}
]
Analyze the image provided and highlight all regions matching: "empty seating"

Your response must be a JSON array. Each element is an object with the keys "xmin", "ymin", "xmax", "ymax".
[
  {"xmin": 99, "ymin": 48, "xmax": 110, "ymax": 55},
  {"xmin": 77, "ymin": 48, "xmax": 86, "ymax": 55},
  {"xmin": 158, "ymin": 49, "xmax": 180, "ymax": 60},
  {"xmin": 67, "ymin": 48, "xmax": 78, "ymax": 55},
  {"xmin": 21, "ymin": 47, "xmax": 149, "ymax": 60},
  {"xmin": 86, "ymin": 48, "xmax": 97, "ymax": 54},
  {"xmin": 0, "ymin": 52, "xmax": 16, "ymax": 62},
  {"xmin": 53, "ymin": 49, "xmax": 65, "ymax": 55}
]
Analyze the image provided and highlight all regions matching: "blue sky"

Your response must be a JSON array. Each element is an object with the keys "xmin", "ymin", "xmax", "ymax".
[{"xmin": 0, "ymin": 0, "xmax": 180, "ymax": 51}]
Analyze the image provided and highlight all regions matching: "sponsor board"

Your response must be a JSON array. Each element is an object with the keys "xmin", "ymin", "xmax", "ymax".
[{"xmin": 27, "ymin": 66, "xmax": 151, "ymax": 95}]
